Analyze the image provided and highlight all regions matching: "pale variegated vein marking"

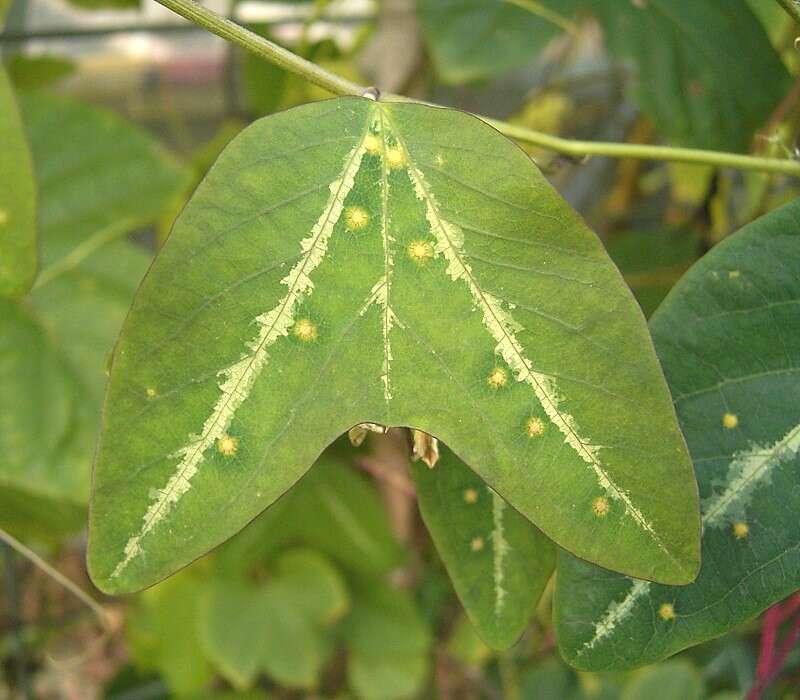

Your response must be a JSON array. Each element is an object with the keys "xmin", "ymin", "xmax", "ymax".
[
  {"xmin": 110, "ymin": 128, "xmax": 371, "ymax": 580},
  {"xmin": 577, "ymin": 420, "xmax": 800, "ymax": 656},
  {"xmin": 357, "ymin": 111, "xmax": 399, "ymax": 403},
  {"xmin": 489, "ymin": 488, "xmax": 511, "ymax": 616},
  {"xmin": 389, "ymin": 116, "xmax": 667, "ymax": 557}
]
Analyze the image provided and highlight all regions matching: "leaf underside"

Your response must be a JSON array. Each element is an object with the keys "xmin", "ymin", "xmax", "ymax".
[
  {"xmin": 555, "ymin": 199, "xmax": 800, "ymax": 671},
  {"xmin": 88, "ymin": 97, "xmax": 699, "ymax": 594}
]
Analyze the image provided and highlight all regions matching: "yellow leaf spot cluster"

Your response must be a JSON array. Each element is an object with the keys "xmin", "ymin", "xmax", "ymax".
[
  {"xmin": 463, "ymin": 488, "xmax": 479, "ymax": 504},
  {"xmin": 723, "ymin": 412, "xmax": 739, "ymax": 429},
  {"xmin": 364, "ymin": 133, "xmax": 381, "ymax": 155},
  {"xmin": 526, "ymin": 417, "xmax": 545, "ymax": 437},
  {"xmin": 487, "ymin": 367, "xmax": 507, "ymax": 388},
  {"xmin": 345, "ymin": 206, "xmax": 369, "ymax": 230},
  {"xmin": 592, "ymin": 496, "xmax": 610, "ymax": 518},
  {"xmin": 294, "ymin": 319, "xmax": 318, "ymax": 342},
  {"xmin": 470, "ymin": 537, "xmax": 484, "ymax": 552},
  {"xmin": 217, "ymin": 434, "xmax": 238, "ymax": 457},
  {"xmin": 407, "ymin": 240, "xmax": 434, "ymax": 263},
  {"xmin": 386, "ymin": 145, "xmax": 406, "ymax": 169},
  {"xmin": 658, "ymin": 602, "xmax": 676, "ymax": 621},
  {"xmin": 733, "ymin": 521, "xmax": 749, "ymax": 540}
]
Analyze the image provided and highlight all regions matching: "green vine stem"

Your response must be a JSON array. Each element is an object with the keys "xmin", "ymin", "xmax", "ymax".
[
  {"xmin": 155, "ymin": 0, "xmax": 800, "ymax": 178},
  {"xmin": 776, "ymin": 0, "xmax": 800, "ymax": 25}
]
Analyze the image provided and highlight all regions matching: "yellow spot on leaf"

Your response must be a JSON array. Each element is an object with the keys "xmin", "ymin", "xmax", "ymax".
[
  {"xmin": 592, "ymin": 496, "xmax": 610, "ymax": 518},
  {"xmin": 723, "ymin": 412, "xmax": 739, "ymax": 429},
  {"xmin": 345, "ymin": 206, "xmax": 369, "ymax": 230},
  {"xmin": 364, "ymin": 133, "xmax": 381, "ymax": 155},
  {"xmin": 729, "ymin": 270, "xmax": 741, "ymax": 279},
  {"xmin": 526, "ymin": 417, "xmax": 545, "ymax": 437},
  {"xmin": 145, "ymin": 387, "xmax": 157, "ymax": 399},
  {"xmin": 463, "ymin": 488, "xmax": 479, "ymax": 504},
  {"xmin": 217, "ymin": 434, "xmax": 238, "ymax": 457},
  {"xmin": 386, "ymin": 145, "xmax": 406, "ymax": 169},
  {"xmin": 294, "ymin": 319, "xmax": 318, "ymax": 342},
  {"xmin": 435, "ymin": 153, "xmax": 445, "ymax": 167},
  {"xmin": 733, "ymin": 521, "xmax": 749, "ymax": 539},
  {"xmin": 0, "ymin": 210, "xmax": 8, "ymax": 226},
  {"xmin": 658, "ymin": 602, "xmax": 676, "ymax": 621},
  {"xmin": 471, "ymin": 537, "xmax": 484, "ymax": 552},
  {"xmin": 487, "ymin": 368, "xmax": 507, "ymax": 388},
  {"xmin": 407, "ymin": 240, "xmax": 434, "ymax": 263}
]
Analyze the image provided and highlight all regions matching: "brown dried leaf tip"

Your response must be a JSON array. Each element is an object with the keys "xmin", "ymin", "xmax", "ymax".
[{"xmin": 411, "ymin": 429, "xmax": 440, "ymax": 469}]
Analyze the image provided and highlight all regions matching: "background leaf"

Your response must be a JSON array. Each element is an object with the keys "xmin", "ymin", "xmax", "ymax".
[
  {"xmin": 586, "ymin": 0, "xmax": 790, "ymax": 150},
  {"xmin": 0, "ymin": 65, "xmax": 36, "ymax": 299},
  {"xmin": 412, "ymin": 444, "xmax": 555, "ymax": 649},
  {"xmin": 342, "ymin": 580, "xmax": 432, "ymax": 700},
  {"xmin": 555, "ymin": 198, "xmax": 800, "ymax": 670},
  {"xmin": 417, "ymin": 0, "xmax": 571, "ymax": 84},
  {"xmin": 0, "ymin": 94, "xmax": 187, "ymax": 539}
]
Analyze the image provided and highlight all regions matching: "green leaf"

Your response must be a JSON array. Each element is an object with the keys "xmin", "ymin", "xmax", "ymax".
[
  {"xmin": 21, "ymin": 93, "xmax": 189, "ymax": 265},
  {"xmin": 201, "ymin": 549, "xmax": 346, "ymax": 690},
  {"xmin": 343, "ymin": 580, "xmax": 432, "ymax": 700},
  {"xmin": 417, "ymin": 0, "xmax": 570, "ymax": 84},
  {"xmin": 7, "ymin": 55, "xmax": 76, "ymax": 91},
  {"xmin": 0, "ymin": 95, "xmax": 187, "ymax": 538},
  {"xmin": 215, "ymin": 441, "xmax": 404, "ymax": 577},
  {"xmin": 0, "ymin": 65, "xmax": 37, "ymax": 299},
  {"xmin": 606, "ymin": 228, "xmax": 700, "ymax": 318},
  {"xmin": 412, "ymin": 444, "xmax": 555, "ymax": 649},
  {"xmin": 587, "ymin": 0, "xmax": 790, "ymax": 151},
  {"xmin": 0, "ymin": 299, "xmax": 83, "ymax": 538},
  {"xmin": 127, "ymin": 570, "xmax": 214, "ymax": 697},
  {"xmin": 88, "ymin": 97, "xmax": 699, "ymax": 594},
  {"xmin": 621, "ymin": 661, "xmax": 703, "ymax": 700},
  {"xmin": 555, "ymin": 198, "xmax": 800, "ymax": 670}
]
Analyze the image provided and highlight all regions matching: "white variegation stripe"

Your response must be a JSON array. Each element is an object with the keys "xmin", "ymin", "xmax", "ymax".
[
  {"xmin": 402, "ymin": 159, "xmax": 664, "ymax": 550},
  {"xmin": 703, "ymin": 422, "xmax": 800, "ymax": 529},
  {"xmin": 490, "ymin": 488, "xmax": 510, "ymax": 616},
  {"xmin": 578, "ymin": 579, "xmax": 652, "ymax": 655},
  {"xmin": 377, "ymin": 112, "xmax": 396, "ymax": 403},
  {"xmin": 111, "ymin": 132, "xmax": 371, "ymax": 580},
  {"xmin": 578, "ymin": 420, "xmax": 800, "ymax": 656}
]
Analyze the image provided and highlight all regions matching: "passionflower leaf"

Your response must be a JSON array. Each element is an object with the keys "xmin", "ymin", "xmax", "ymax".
[{"xmin": 88, "ymin": 97, "xmax": 698, "ymax": 593}]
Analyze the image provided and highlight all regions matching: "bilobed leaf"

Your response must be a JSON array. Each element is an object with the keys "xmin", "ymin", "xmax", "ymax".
[
  {"xmin": 555, "ymin": 198, "xmax": 800, "ymax": 670},
  {"xmin": 586, "ymin": 0, "xmax": 790, "ymax": 151},
  {"xmin": 417, "ymin": 0, "xmax": 571, "ymax": 84},
  {"xmin": 88, "ymin": 97, "xmax": 698, "ymax": 594},
  {"xmin": 0, "ymin": 65, "xmax": 37, "ymax": 299},
  {"xmin": 412, "ymin": 445, "xmax": 555, "ymax": 649}
]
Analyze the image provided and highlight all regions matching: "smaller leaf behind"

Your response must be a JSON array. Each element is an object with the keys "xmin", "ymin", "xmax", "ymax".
[{"xmin": 412, "ymin": 444, "xmax": 555, "ymax": 649}]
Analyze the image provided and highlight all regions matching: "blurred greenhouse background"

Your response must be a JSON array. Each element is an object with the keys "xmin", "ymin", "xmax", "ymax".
[{"xmin": 1, "ymin": 0, "xmax": 800, "ymax": 698}]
